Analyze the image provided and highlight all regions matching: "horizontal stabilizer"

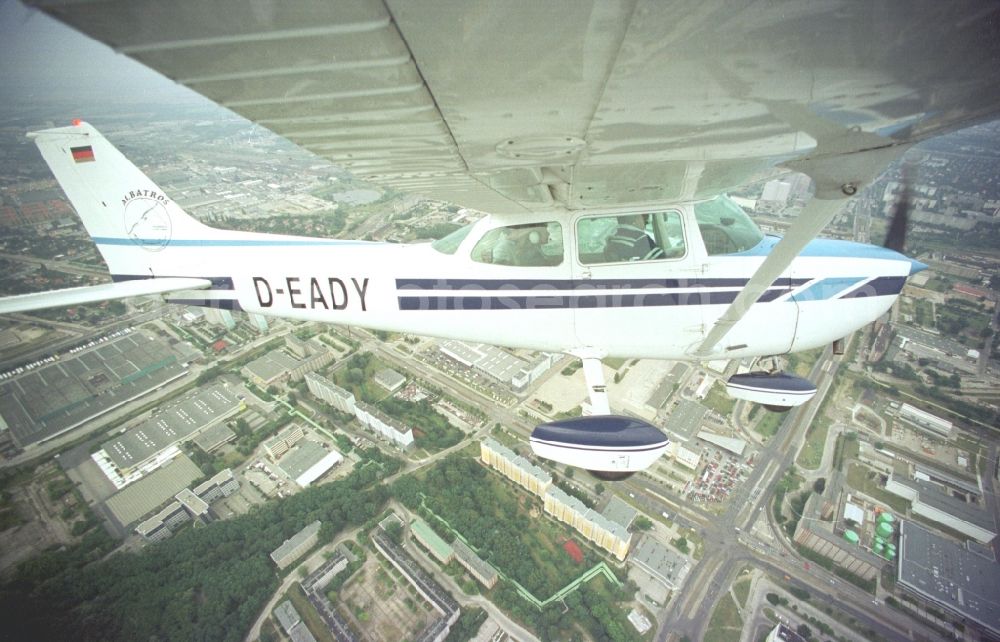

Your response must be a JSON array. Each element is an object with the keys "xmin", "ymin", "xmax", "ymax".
[{"xmin": 0, "ymin": 278, "xmax": 212, "ymax": 315}]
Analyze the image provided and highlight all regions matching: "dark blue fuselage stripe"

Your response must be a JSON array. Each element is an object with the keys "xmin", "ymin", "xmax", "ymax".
[
  {"xmin": 396, "ymin": 277, "xmax": 811, "ymax": 291},
  {"xmin": 112, "ymin": 274, "xmax": 235, "ymax": 290},
  {"xmin": 398, "ymin": 291, "xmax": 774, "ymax": 310},
  {"xmin": 839, "ymin": 276, "xmax": 906, "ymax": 299},
  {"xmin": 530, "ymin": 438, "xmax": 669, "ymax": 453}
]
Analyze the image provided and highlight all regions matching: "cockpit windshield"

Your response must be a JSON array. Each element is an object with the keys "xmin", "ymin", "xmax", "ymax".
[
  {"xmin": 430, "ymin": 223, "xmax": 474, "ymax": 255},
  {"xmin": 694, "ymin": 196, "xmax": 763, "ymax": 255}
]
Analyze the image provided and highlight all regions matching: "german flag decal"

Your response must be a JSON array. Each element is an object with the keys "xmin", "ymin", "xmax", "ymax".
[{"xmin": 71, "ymin": 146, "xmax": 95, "ymax": 163}]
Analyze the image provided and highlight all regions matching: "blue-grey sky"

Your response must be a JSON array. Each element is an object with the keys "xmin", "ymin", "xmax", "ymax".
[{"xmin": 0, "ymin": 0, "xmax": 207, "ymax": 110}]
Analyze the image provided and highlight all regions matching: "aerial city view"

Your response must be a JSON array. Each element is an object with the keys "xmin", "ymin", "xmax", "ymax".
[{"xmin": 0, "ymin": 3, "xmax": 998, "ymax": 642}]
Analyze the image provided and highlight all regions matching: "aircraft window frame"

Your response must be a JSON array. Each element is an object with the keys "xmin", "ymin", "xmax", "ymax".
[
  {"xmin": 470, "ymin": 222, "xmax": 564, "ymax": 267},
  {"xmin": 575, "ymin": 211, "xmax": 687, "ymax": 266},
  {"xmin": 693, "ymin": 196, "xmax": 764, "ymax": 256},
  {"xmin": 430, "ymin": 223, "xmax": 474, "ymax": 255}
]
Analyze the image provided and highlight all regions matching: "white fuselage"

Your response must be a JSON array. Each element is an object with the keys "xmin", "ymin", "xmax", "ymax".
[{"xmin": 111, "ymin": 203, "xmax": 914, "ymax": 361}]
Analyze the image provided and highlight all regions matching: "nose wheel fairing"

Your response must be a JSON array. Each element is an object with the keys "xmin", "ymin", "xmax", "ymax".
[{"xmin": 529, "ymin": 415, "xmax": 670, "ymax": 475}]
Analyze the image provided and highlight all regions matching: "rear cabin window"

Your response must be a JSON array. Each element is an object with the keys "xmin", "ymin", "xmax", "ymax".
[
  {"xmin": 694, "ymin": 196, "xmax": 763, "ymax": 255},
  {"xmin": 576, "ymin": 211, "xmax": 686, "ymax": 265},
  {"xmin": 471, "ymin": 222, "xmax": 563, "ymax": 266}
]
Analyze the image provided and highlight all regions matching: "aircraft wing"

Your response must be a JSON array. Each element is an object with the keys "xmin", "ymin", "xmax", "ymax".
[
  {"xmin": 0, "ymin": 278, "xmax": 212, "ymax": 315},
  {"xmin": 26, "ymin": 1, "xmax": 1000, "ymax": 215}
]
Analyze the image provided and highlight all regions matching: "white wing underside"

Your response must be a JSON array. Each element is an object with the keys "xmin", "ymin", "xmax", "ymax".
[
  {"xmin": 26, "ymin": 0, "xmax": 1000, "ymax": 215},
  {"xmin": 0, "ymin": 278, "xmax": 211, "ymax": 315}
]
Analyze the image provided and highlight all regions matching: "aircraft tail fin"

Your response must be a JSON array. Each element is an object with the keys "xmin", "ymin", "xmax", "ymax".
[{"xmin": 28, "ymin": 121, "xmax": 220, "ymax": 276}]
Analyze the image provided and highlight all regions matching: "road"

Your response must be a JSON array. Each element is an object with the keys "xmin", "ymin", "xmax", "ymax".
[{"xmin": 654, "ymin": 347, "xmax": 844, "ymax": 640}]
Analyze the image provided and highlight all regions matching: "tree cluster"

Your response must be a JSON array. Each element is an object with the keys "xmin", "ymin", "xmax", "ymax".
[{"xmin": 0, "ymin": 462, "xmax": 392, "ymax": 641}]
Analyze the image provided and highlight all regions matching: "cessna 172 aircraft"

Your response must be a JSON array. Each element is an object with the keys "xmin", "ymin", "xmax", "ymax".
[{"xmin": 4, "ymin": 1, "xmax": 999, "ymax": 478}]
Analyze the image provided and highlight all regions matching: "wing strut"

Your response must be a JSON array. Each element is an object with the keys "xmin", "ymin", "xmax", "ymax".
[
  {"xmin": 581, "ymin": 357, "xmax": 610, "ymax": 415},
  {"xmin": 693, "ymin": 197, "xmax": 844, "ymax": 357}
]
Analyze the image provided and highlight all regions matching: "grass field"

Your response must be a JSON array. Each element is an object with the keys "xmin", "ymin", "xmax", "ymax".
[
  {"xmin": 846, "ymin": 463, "xmax": 911, "ymax": 513},
  {"xmin": 704, "ymin": 592, "xmax": 744, "ymax": 642},
  {"xmin": 796, "ymin": 417, "xmax": 830, "ymax": 470},
  {"xmin": 754, "ymin": 411, "xmax": 784, "ymax": 440}
]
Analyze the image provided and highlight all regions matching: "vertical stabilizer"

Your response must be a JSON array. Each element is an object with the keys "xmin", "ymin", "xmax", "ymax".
[{"xmin": 28, "ymin": 121, "xmax": 220, "ymax": 276}]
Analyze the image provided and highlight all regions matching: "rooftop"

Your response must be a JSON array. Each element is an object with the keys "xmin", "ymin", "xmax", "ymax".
[
  {"xmin": 271, "ymin": 520, "xmax": 322, "ymax": 563},
  {"xmin": 452, "ymin": 538, "xmax": 498, "ymax": 584},
  {"xmin": 0, "ymin": 330, "xmax": 189, "ymax": 448},
  {"xmin": 630, "ymin": 536, "xmax": 690, "ymax": 588},
  {"xmin": 192, "ymin": 468, "xmax": 235, "ymax": 496},
  {"xmin": 191, "ymin": 422, "xmax": 236, "ymax": 453},
  {"xmin": 482, "ymin": 437, "xmax": 552, "ymax": 486},
  {"xmin": 602, "ymin": 495, "xmax": 638, "ymax": 529},
  {"xmin": 664, "ymin": 400, "xmax": 707, "ymax": 442},
  {"xmin": 898, "ymin": 520, "xmax": 1000, "ymax": 636},
  {"xmin": 102, "ymin": 384, "xmax": 239, "ymax": 470},
  {"xmin": 893, "ymin": 476, "xmax": 996, "ymax": 531},
  {"xmin": 276, "ymin": 441, "xmax": 340, "ymax": 485},
  {"xmin": 697, "ymin": 430, "xmax": 746, "ymax": 456},
  {"xmin": 105, "ymin": 453, "xmax": 203, "ymax": 527},
  {"xmin": 440, "ymin": 340, "xmax": 528, "ymax": 383},
  {"xmin": 374, "ymin": 368, "xmax": 406, "ymax": 391},
  {"xmin": 175, "ymin": 488, "xmax": 209, "ymax": 516},
  {"xmin": 410, "ymin": 517, "xmax": 454, "ymax": 560},
  {"xmin": 244, "ymin": 349, "xmax": 301, "ymax": 383}
]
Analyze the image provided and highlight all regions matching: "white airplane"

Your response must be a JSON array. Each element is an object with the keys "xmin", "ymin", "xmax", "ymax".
[{"xmin": 4, "ymin": 1, "xmax": 1000, "ymax": 478}]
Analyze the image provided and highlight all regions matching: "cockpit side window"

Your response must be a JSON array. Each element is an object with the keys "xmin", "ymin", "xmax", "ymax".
[
  {"xmin": 471, "ymin": 222, "xmax": 563, "ymax": 266},
  {"xmin": 694, "ymin": 196, "xmax": 763, "ymax": 255},
  {"xmin": 576, "ymin": 211, "xmax": 686, "ymax": 265}
]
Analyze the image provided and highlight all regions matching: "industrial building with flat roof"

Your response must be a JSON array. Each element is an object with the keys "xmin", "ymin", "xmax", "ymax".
[
  {"xmin": 264, "ymin": 423, "xmax": 305, "ymax": 459},
  {"xmin": 696, "ymin": 430, "xmax": 747, "ymax": 456},
  {"xmin": 136, "ymin": 468, "xmax": 240, "ymax": 541},
  {"xmin": 898, "ymin": 520, "xmax": 1000, "ymax": 637},
  {"xmin": 100, "ymin": 383, "xmax": 241, "ymax": 478},
  {"xmin": 663, "ymin": 400, "xmax": 708, "ymax": 443},
  {"xmin": 792, "ymin": 521, "xmax": 883, "ymax": 581},
  {"xmin": 0, "ymin": 330, "xmax": 193, "ymax": 448},
  {"xmin": 630, "ymin": 536, "xmax": 690, "ymax": 590},
  {"xmin": 243, "ymin": 338, "xmax": 333, "ymax": 387},
  {"xmin": 897, "ymin": 403, "xmax": 954, "ymax": 439},
  {"xmin": 885, "ymin": 475, "xmax": 997, "ymax": 543},
  {"xmin": 275, "ymin": 440, "xmax": 343, "ymax": 487},
  {"xmin": 440, "ymin": 341, "xmax": 554, "ymax": 391},
  {"xmin": 271, "ymin": 520, "xmax": 322, "ymax": 569},
  {"xmin": 106, "ymin": 453, "xmax": 203, "ymax": 528},
  {"xmin": 192, "ymin": 422, "xmax": 236, "ymax": 453},
  {"xmin": 374, "ymin": 368, "xmax": 406, "ymax": 392}
]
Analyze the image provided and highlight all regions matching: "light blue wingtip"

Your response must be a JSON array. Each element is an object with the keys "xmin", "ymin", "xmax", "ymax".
[{"xmin": 908, "ymin": 258, "xmax": 928, "ymax": 276}]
